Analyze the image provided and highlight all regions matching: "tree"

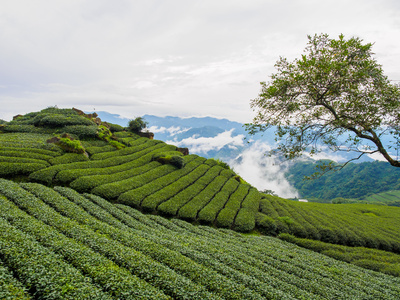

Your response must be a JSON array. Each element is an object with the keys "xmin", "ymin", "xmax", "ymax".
[
  {"xmin": 128, "ymin": 117, "xmax": 148, "ymax": 133},
  {"xmin": 246, "ymin": 33, "xmax": 400, "ymax": 174}
]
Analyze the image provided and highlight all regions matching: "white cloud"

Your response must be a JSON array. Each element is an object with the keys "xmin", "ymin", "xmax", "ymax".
[
  {"xmin": 367, "ymin": 152, "xmax": 389, "ymax": 162},
  {"xmin": 130, "ymin": 81, "xmax": 157, "ymax": 89},
  {"xmin": 302, "ymin": 151, "xmax": 348, "ymax": 163},
  {"xmin": 147, "ymin": 125, "xmax": 190, "ymax": 136},
  {"xmin": 167, "ymin": 129, "xmax": 245, "ymax": 154},
  {"xmin": 229, "ymin": 142, "xmax": 299, "ymax": 199}
]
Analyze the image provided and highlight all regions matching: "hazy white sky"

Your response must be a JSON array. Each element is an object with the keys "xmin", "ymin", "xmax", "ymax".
[{"xmin": 1, "ymin": 0, "xmax": 399, "ymax": 122}]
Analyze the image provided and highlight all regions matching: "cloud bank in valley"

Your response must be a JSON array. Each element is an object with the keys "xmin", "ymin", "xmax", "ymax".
[
  {"xmin": 148, "ymin": 125, "xmax": 190, "ymax": 136},
  {"xmin": 230, "ymin": 142, "xmax": 299, "ymax": 199},
  {"xmin": 166, "ymin": 129, "xmax": 245, "ymax": 154}
]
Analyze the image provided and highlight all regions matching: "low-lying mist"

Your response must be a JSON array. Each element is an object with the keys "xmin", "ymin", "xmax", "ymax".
[{"xmin": 229, "ymin": 142, "xmax": 299, "ymax": 199}]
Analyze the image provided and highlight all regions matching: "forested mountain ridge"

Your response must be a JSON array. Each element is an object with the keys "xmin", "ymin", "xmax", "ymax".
[{"xmin": 286, "ymin": 160, "xmax": 400, "ymax": 201}]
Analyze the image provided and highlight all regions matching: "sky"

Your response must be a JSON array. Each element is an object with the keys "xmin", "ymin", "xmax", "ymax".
[{"xmin": 1, "ymin": 0, "xmax": 400, "ymax": 123}]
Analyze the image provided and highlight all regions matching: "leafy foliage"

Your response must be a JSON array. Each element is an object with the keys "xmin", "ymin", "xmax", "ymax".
[
  {"xmin": 152, "ymin": 152, "xmax": 185, "ymax": 168},
  {"xmin": 128, "ymin": 117, "xmax": 148, "ymax": 133},
  {"xmin": 107, "ymin": 122, "xmax": 125, "ymax": 133},
  {"xmin": 56, "ymin": 137, "xmax": 86, "ymax": 154},
  {"xmin": 247, "ymin": 33, "xmax": 400, "ymax": 170}
]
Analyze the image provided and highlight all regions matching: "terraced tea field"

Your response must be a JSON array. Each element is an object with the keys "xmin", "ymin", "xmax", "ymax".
[
  {"xmin": 257, "ymin": 195, "xmax": 400, "ymax": 252},
  {"xmin": 362, "ymin": 190, "xmax": 400, "ymax": 205},
  {"xmin": 1, "ymin": 179, "xmax": 399, "ymax": 299},
  {"xmin": 1, "ymin": 129, "xmax": 259, "ymax": 232}
]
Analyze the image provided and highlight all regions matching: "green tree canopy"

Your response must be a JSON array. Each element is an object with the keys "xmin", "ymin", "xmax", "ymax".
[
  {"xmin": 247, "ymin": 33, "xmax": 400, "ymax": 172},
  {"xmin": 128, "ymin": 117, "xmax": 148, "ymax": 133}
]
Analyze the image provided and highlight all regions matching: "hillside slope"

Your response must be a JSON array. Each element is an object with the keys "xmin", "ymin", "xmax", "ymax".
[
  {"xmin": 1, "ymin": 179, "xmax": 399, "ymax": 299},
  {"xmin": 1, "ymin": 109, "xmax": 399, "ymax": 244},
  {"xmin": 1, "ymin": 107, "xmax": 400, "ymax": 284},
  {"xmin": 0, "ymin": 108, "xmax": 259, "ymax": 231}
]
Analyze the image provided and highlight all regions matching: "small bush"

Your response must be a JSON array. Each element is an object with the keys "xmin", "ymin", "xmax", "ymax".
[
  {"xmin": 214, "ymin": 159, "xmax": 231, "ymax": 169},
  {"xmin": 215, "ymin": 208, "xmax": 237, "ymax": 228},
  {"xmin": 57, "ymin": 138, "xmax": 85, "ymax": 154},
  {"xmin": 63, "ymin": 125, "xmax": 98, "ymax": 138},
  {"xmin": 0, "ymin": 163, "xmax": 47, "ymax": 177},
  {"xmin": 97, "ymin": 125, "xmax": 112, "ymax": 141},
  {"xmin": 85, "ymin": 145, "xmax": 116, "ymax": 156},
  {"xmin": 49, "ymin": 153, "xmax": 89, "ymax": 165},
  {"xmin": 108, "ymin": 140, "xmax": 125, "ymax": 149},
  {"xmin": 220, "ymin": 168, "xmax": 236, "ymax": 178},
  {"xmin": 34, "ymin": 114, "xmax": 94, "ymax": 127},
  {"xmin": 1, "ymin": 125, "xmax": 52, "ymax": 134},
  {"xmin": 277, "ymin": 233, "xmax": 297, "ymax": 243},
  {"xmin": 107, "ymin": 123, "xmax": 125, "ymax": 132},
  {"xmin": 128, "ymin": 117, "xmax": 148, "ymax": 133},
  {"xmin": 256, "ymin": 213, "xmax": 277, "ymax": 235},
  {"xmin": 233, "ymin": 208, "xmax": 256, "ymax": 232},
  {"xmin": 152, "ymin": 152, "xmax": 185, "ymax": 169},
  {"xmin": 278, "ymin": 216, "xmax": 294, "ymax": 225},
  {"xmin": 234, "ymin": 175, "xmax": 248, "ymax": 185}
]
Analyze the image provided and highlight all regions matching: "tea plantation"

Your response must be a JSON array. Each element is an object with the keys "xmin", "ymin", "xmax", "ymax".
[
  {"xmin": 1, "ymin": 179, "xmax": 400, "ymax": 299},
  {"xmin": 1, "ymin": 107, "xmax": 400, "ymax": 299}
]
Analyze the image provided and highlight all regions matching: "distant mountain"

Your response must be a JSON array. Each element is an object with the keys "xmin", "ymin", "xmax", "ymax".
[
  {"xmin": 95, "ymin": 111, "xmax": 276, "ymax": 159},
  {"xmin": 96, "ymin": 111, "xmax": 379, "ymax": 162}
]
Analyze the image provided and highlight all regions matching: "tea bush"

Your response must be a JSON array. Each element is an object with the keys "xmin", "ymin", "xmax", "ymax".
[
  {"xmin": 70, "ymin": 161, "xmax": 160, "ymax": 193},
  {"xmin": 33, "ymin": 114, "xmax": 95, "ymax": 127},
  {"xmin": 141, "ymin": 163, "xmax": 210, "ymax": 212},
  {"xmin": 86, "ymin": 144, "xmax": 116, "ymax": 155},
  {"xmin": 49, "ymin": 153, "xmax": 89, "ymax": 165},
  {"xmin": 107, "ymin": 123, "xmax": 125, "ymax": 132},
  {"xmin": 0, "ymin": 162, "xmax": 48, "ymax": 177},
  {"xmin": 60, "ymin": 125, "xmax": 98, "ymax": 139},
  {"xmin": 233, "ymin": 208, "xmax": 256, "ymax": 232},
  {"xmin": 55, "ymin": 144, "xmax": 173, "ymax": 184},
  {"xmin": 157, "ymin": 166, "xmax": 223, "ymax": 216},
  {"xmin": 198, "ymin": 178, "xmax": 239, "ymax": 224},
  {"xmin": 56, "ymin": 137, "xmax": 86, "ymax": 153},
  {"xmin": 178, "ymin": 175, "xmax": 229, "ymax": 221},
  {"xmin": 117, "ymin": 156, "xmax": 204, "ymax": 208},
  {"xmin": 215, "ymin": 208, "xmax": 237, "ymax": 228},
  {"xmin": 90, "ymin": 138, "xmax": 161, "ymax": 160},
  {"xmin": 93, "ymin": 164, "xmax": 177, "ymax": 200},
  {"xmin": 0, "ymin": 258, "xmax": 31, "ymax": 300}
]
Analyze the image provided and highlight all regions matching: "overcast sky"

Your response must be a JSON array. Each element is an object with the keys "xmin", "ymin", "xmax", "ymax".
[{"xmin": 1, "ymin": 0, "xmax": 399, "ymax": 123}]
